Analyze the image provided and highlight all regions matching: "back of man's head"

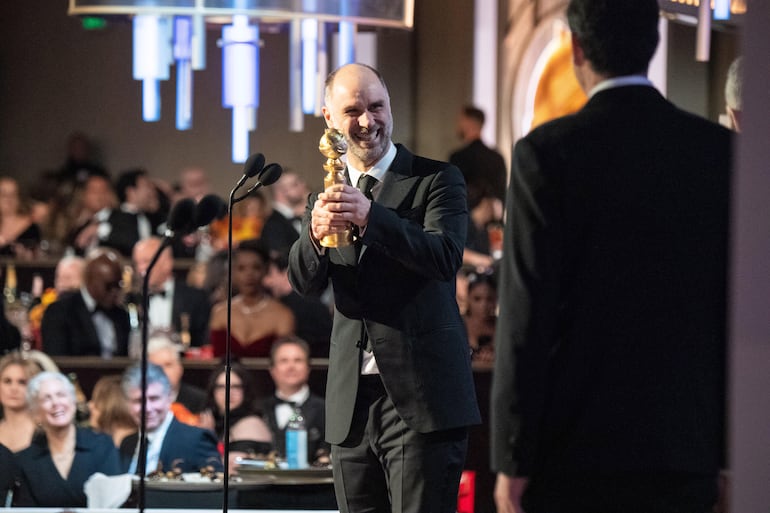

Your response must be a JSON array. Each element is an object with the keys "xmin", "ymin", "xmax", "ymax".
[{"xmin": 567, "ymin": 0, "xmax": 659, "ymax": 77}]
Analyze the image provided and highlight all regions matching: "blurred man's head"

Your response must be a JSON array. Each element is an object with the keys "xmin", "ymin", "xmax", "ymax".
[
  {"xmin": 147, "ymin": 335, "xmax": 184, "ymax": 393},
  {"xmin": 725, "ymin": 56, "xmax": 744, "ymax": 132},
  {"xmin": 83, "ymin": 249, "xmax": 123, "ymax": 309},
  {"xmin": 271, "ymin": 171, "xmax": 309, "ymax": 212},
  {"xmin": 133, "ymin": 237, "xmax": 174, "ymax": 291},
  {"xmin": 55, "ymin": 255, "xmax": 85, "ymax": 293},
  {"xmin": 269, "ymin": 337, "xmax": 312, "ymax": 395},
  {"xmin": 456, "ymin": 105, "xmax": 485, "ymax": 143},
  {"xmin": 122, "ymin": 362, "xmax": 172, "ymax": 431},
  {"xmin": 178, "ymin": 167, "xmax": 210, "ymax": 202}
]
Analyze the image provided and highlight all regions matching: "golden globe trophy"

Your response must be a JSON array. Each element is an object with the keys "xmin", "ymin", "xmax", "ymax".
[{"xmin": 318, "ymin": 128, "xmax": 353, "ymax": 247}]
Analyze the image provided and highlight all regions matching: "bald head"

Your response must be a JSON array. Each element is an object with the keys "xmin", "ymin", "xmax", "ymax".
[
  {"xmin": 84, "ymin": 250, "xmax": 123, "ymax": 309},
  {"xmin": 133, "ymin": 237, "xmax": 174, "ymax": 290},
  {"xmin": 322, "ymin": 63, "xmax": 394, "ymax": 170}
]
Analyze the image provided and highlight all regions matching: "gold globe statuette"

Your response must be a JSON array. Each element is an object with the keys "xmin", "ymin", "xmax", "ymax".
[{"xmin": 318, "ymin": 128, "xmax": 353, "ymax": 247}]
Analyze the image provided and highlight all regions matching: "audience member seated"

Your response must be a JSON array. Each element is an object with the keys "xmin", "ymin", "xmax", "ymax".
[
  {"xmin": 0, "ymin": 176, "xmax": 40, "ymax": 259},
  {"xmin": 0, "ymin": 353, "xmax": 41, "ymax": 452},
  {"xmin": 463, "ymin": 270, "xmax": 497, "ymax": 363},
  {"xmin": 100, "ymin": 168, "xmax": 160, "ymax": 257},
  {"xmin": 147, "ymin": 334, "xmax": 207, "ymax": 422},
  {"xmin": 262, "ymin": 337, "xmax": 328, "ymax": 463},
  {"xmin": 259, "ymin": 171, "xmax": 308, "ymax": 255},
  {"xmin": 41, "ymin": 249, "xmax": 130, "ymax": 357},
  {"xmin": 199, "ymin": 362, "xmax": 272, "ymax": 473},
  {"xmin": 132, "ymin": 237, "xmax": 211, "ymax": 348},
  {"xmin": 171, "ymin": 166, "xmax": 213, "ymax": 258},
  {"xmin": 263, "ymin": 250, "xmax": 332, "ymax": 358},
  {"xmin": 463, "ymin": 195, "xmax": 503, "ymax": 272},
  {"xmin": 14, "ymin": 372, "xmax": 121, "ymax": 507},
  {"xmin": 120, "ymin": 363, "xmax": 223, "ymax": 475},
  {"xmin": 209, "ymin": 239, "xmax": 295, "ymax": 357},
  {"xmin": 0, "ymin": 442, "xmax": 20, "ymax": 505},
  {"xmin": 62, "ymin": 175, "xmax": 117, "ymax": 256},
  {"xmin": 0, "ymin": 301, "xmax": 22, "ymax": 354},
  {"xmin": 29, "ymin": 255, "xmax": 86, "ymax": 347},
  {"xmin": 88, "ymin": 375, "xmax": 137, "ymax": 448}
]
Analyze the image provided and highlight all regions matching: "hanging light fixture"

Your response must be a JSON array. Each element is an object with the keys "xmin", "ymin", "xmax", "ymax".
[{"xmin": 68, "ymin": 0, "xmax": 413, "ymax": 162}]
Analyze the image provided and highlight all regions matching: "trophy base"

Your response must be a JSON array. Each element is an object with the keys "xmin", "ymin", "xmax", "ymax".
[{"xmin": 320, "ymin": 231, "xmax": 354, "ymax": 248}]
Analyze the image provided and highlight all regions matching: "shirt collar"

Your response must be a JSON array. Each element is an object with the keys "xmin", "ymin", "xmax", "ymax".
[
  {"xmin": 81, "ymin": 286, "xmax": 97, "ymax": 312},
  {"xmin": 589, "ymin": 75, "xmax": 655, "ymax": 98},
  {"xmin": 276, "ymin": 384, "xmax": 310, "ymax": 405},
  {"xmin": 272, "ymin": 202, "xmax": 295, "ymax": 220},
  {"xmin": 149, "ymin": 410, "xmax": 175, "ymax": 439},
  {"xmin": 347, "ymin": 142, "xmax": 397, "ymax": 188}
]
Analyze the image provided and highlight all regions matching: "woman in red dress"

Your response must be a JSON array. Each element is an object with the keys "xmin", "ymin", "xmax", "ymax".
[{"xmin": 209, "ymin": 239, "xmax": 295, "ymax": 357}]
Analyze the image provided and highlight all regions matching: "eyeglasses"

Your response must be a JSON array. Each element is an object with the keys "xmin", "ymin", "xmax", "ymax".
[
  {"xmin": 105, "ymin": 280, "xmax": 124, "ymax": 291},
  {"xmin": 214, "ymin": 383, "xmax": 243, "ymax": 391}
]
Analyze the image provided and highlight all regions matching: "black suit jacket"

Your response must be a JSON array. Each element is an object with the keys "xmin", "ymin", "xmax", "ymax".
[
  {"xmin": 261, "ymin": 393, "xmax": 329, "ymax": 461},
  {"xmin": 41, "ymin": 290, "xmax": 129, "ymax": 357},
  {"xmin": 100, "ymin": 208, "xmax": 159, "ymax": 257},
  {"xmin": 260, "ymin": 209, "xmax": 300, "ymax": 254},
  {"xmin": 491, "ymin": 86, "xmax": 731, "ymax": 480},
  {"xmin": 120, "ymin": 417, "xmax": 223, "ymax": 474},
  {"xmin": 288, "ymin": 144, "xmax": 481, "ymax": 444},
  {"xmin": 171, "ymin": 280, "xmax": 211, "ymax": 348},
  {"xmin": 449, "ymin": 138, "xmax": 507, "ymax": 208},
  {"xmin": 14, "ymin": 428, "xmax": 121, "ymax": 507}
]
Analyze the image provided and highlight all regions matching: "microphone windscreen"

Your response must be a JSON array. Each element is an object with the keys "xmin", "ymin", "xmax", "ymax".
[
  {"xmin": 258, "ymin": 163, "xmax": 283, "ymax": 186},
  {"xmin": 243, "ymin": 152, "xmax": 266, "ymax": 179},
  {"xmin": 166, "ymin": 198, "xmax": 197, "ymax": 234},
  {"xmin": 194, "ymin": 194, "xmax": 227, "ymax": 228}
]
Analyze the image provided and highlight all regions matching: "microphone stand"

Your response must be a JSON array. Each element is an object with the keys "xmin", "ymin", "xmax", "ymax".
[
  {"xmin": 222, "ymin": 176, "xmax": 275, "ymax": 512},
  {"xmin": 137, "ymin": 236, "xmax": 174, "ymax": 513}
]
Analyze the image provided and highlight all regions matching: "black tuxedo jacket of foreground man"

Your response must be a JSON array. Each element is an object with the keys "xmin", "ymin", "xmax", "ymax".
[{"xmin": 492, "ymin": 85, "xmax": 732, "ymax": 499}]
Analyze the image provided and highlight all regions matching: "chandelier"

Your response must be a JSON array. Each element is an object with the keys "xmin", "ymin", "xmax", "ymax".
[{"xmin": 68, "ymin": 0, "xmax": 414, "ymax": 163}]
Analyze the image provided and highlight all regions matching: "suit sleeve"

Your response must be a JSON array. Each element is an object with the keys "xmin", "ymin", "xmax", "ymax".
[
  {"xmin": 491, "ymin": 136, "xmax": 563, "ymax": 477},
  {"xmin": 40, "ymin": 301, "xmax": 70, "ymax": 356},
  {"xmin": 361, "ymin": 164, "xmax": 467, "ymax": 282},
  {"xmin": 288, "ymin": 193, "xmax": 332, "ymax": 297}
]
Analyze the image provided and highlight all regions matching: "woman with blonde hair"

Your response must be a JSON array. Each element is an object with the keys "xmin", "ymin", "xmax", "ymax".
[
  {"xmin": 0, "ymin": 352, "xmax": 40, "ymax": 452},
  {"xmin": 88, "ymin": 375, "xmax": 137, "ymax": 447}
]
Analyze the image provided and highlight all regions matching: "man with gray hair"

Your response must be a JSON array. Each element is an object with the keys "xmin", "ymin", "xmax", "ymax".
[
  {"xmin": 119, "ymin": 363, "xmax": 222, "ymax": 475},
  {"xmin": 725, "ymin": 56, "xmax": 744, "ymax": 132}
]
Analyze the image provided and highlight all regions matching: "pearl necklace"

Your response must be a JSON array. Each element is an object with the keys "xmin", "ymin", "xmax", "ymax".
[{"xmin": 234, "ymin": 296, "xmax": 269, "ymax": 315}]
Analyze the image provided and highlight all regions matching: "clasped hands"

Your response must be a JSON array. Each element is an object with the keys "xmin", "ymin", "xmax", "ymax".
[{"xmin": 311, "ymin": 184, "xmax": 372, "ymax": 241}]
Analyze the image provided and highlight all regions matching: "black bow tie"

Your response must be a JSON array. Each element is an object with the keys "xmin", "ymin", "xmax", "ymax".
[
  {"xmin": 275, "ymin": 397, "xmax": 297, "ymax": 408},
  {"xmin": 149, "ymin": 289, "xmax": 167, "ymax": 298}
]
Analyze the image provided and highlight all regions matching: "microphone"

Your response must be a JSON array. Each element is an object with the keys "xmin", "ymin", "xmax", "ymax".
[
  {"xmin": 194, "ymin": 194, "xmax": 226, "ymax": 228},
  {"xmin": 234, "ymin": 163, "xmax": 283, "ymax": 203},
  {"xmin": 162, "ymin": 197, "xmax": 197, "ymax": 239},
  {"xmin": 234, "ymin": 152, "xmax": 265, "ymax": 191}
]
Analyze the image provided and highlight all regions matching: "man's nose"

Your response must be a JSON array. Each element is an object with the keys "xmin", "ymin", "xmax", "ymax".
[{"xmin": 358, "ymin": 111, "xmax": 373, "ymax": 128}]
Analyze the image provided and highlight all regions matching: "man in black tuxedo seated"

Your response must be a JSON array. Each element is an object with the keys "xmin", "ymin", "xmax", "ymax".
[
  {"xmin": 260, "ymin": 171, "xmax": 309, "ymax": 255},
  {"xmin": 262, "ymin": 337, "xmax": 328, "ymax": 463},
  {"xmin": 120, "ymin": 363, "xmax": 222, "ymax": 475},
  {"xmin": 41, "ymin": 249, "xmax": 129, "ymax": 357},
  {"xmin": 132, "ymin": 236, "xmax": 210, "ymax": 348},
  {"xmin": 100, "ymin": 168, "xmax": 160, "ymax": 257}
]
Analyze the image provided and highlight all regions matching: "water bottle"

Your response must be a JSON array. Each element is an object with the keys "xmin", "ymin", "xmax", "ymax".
[{"xmin": 285, "ymin": 407, "xmax": 308, "ymax": 469}]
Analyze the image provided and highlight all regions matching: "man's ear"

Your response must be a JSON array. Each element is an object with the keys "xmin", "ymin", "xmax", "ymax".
[
  {"xmin": 321, "ymin": 106, "xmax": 333, "ymax": 128},
  {"xmin": 571, "ymin": 33, "xmax": 585, "ymax": 67}
]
